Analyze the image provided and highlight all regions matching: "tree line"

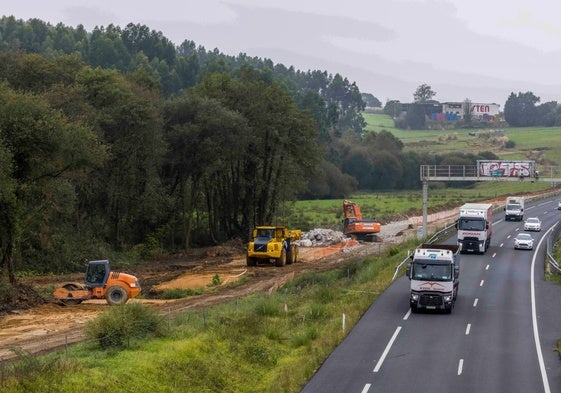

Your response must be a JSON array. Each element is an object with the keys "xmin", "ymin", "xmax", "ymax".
[{"xmin": 0, "ymin": 17, "xmax": 500, "ymax": 292}]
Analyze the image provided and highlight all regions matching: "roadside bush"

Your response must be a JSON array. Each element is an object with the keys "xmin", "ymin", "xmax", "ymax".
[{"xmin": 85, "ymin": 303, "xmax": 165, "ymax": 349}]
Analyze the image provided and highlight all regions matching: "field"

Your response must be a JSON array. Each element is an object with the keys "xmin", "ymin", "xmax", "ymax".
[
  {"xmin": 363, "ymin": 113, "xmax": 561, "ymax": 164},
  {"xmin": 285, "ymin": 113, "xmax": 560, "ymax": 230}
]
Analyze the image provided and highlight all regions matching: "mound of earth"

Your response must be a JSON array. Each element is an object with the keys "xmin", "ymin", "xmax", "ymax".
[{"xmin": 0, "ymin": 282, "xmax": 46, "ymax": 314}]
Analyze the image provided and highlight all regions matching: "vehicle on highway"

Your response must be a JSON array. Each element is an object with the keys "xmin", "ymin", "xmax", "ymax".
[
  {"xmin": 523, "ymin": 217, "xmax": 541, "ymax": 232},
  {"xmin": 558, "ymin": 200, "xmax": 561, "ymax": 210},
  {"xmin": 407, "ymin": 244, "xmax": 460, "ymax": 313},
  {"xmin": 514, "ymin": 233, "xmax": 534, "ymax": 250}
]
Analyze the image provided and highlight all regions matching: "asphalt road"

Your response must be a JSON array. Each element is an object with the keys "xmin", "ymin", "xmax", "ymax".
[{"xmin": 301, "ymin": 197, "xmax": 561, "ymax": 393}]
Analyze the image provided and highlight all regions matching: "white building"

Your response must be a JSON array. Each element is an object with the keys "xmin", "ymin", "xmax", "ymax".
[{"xmin": 441, "ymin": 102, "xmax": 501, "ymax": 120}]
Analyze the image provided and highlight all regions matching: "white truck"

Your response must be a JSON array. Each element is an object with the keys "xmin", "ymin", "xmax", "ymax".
[
  {"xmin": 407, "ymin": 244, "xmax": 460, "ymax": 313},
  {"xmin": 456, "ymin": 203, "xmax": 493, "ymax": 254},
  {"xmin": 504, "ymin": 196, "xmax": 524, "ymax": 221}
]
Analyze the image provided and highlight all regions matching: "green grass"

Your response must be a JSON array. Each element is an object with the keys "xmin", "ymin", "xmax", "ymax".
[
  {"xmin": 362, "ymin": 112, "xmax": 396, "ymax": 133},
  {"xmin": 280, "ymin": 181, "xmax": 552, "ymax": 231},
  {"xmin": 364, "ymin": 114, "xmax": 561, "ymax": 165}
]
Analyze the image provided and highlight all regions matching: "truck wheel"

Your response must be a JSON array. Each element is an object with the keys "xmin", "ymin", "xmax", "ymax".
[
  {"xmin": 106, "ymin": 285, "xmax": 128, "ymax": 306},
  {"xmin": 275, "ymin": 249, "xmax": 286, "ymax": 267},
  {"xmin": 246, "ymin": 256, "xmax": 257, "ymax": 266},
  {"xmin": 286, "ymin": 245, "xmax": 297, "ymax": 264}
]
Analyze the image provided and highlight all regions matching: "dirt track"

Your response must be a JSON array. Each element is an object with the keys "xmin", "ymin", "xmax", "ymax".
[{"xmin": 0, "ymin": 219, "xmax": 436, "ymax": 361}]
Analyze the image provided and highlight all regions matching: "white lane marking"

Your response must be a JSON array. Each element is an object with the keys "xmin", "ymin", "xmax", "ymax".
[
  {"xmin": 531, "ymin": 229, "xmax": 552, "ymax": 393},
  {"xmin": 480, "ymin": 280, "xmax": 484, "ymax": 287},
  {"xmin": 473, "ymin": 298, "xmax": 479, "ymax": 307},
  {"xmin": 403, "ymin": 309, "xmax": 411, "ymax": 320},
  {"xmin": 361, "ymin": 384, "xmax": 371, "ymax": 393},
  {"xmin": 492, "ymin": 252, "xmax": 497, "ymax": 257},
  {"xmin": 458, "ymin": 359, "xmax": 464, "ymax": 375},
  {"xmin": 500, "ymin": 243, "xmax": 504, "ymax": 247},
  {"xmin": 373, "ymin": 326, "xmax": 402, "ymax": 373},
  {"xmin": 485, "ymin": 264, "xmax": 490, "ymax": 270},
  {"xmin": 465, "ymin": 324, "xmax": 471, "ymax": 335}
]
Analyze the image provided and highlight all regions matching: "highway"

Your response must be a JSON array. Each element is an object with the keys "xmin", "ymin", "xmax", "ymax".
[{"xmin": 301, "ymin": 197, "xmax": 561, "ymax": 393}]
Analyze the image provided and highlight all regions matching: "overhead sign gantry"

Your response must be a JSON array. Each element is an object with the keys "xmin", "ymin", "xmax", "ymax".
[{"xmin": 418, "ymin": 160, "xmax": 561, "ymax": 237}]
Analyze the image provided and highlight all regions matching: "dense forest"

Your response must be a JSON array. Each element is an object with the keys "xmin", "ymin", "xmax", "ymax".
[{"xmin": 0, "ymin": 16, "xmax": 500, "ymax": 289}]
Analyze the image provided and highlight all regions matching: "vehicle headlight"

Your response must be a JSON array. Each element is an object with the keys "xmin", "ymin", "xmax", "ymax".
[
  {"xmin": 444, "ymin": 295, "xmax": 453, "ymax": 302},
  {"xmin": 411, "ymin": 294, "xmax": 419, "ymax": 301}
]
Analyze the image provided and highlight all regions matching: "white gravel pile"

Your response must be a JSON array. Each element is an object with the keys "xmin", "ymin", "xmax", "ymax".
[
  {"xmin": 297, "ymin": 228, "xmax": 350, "ymax": 247},
  {"xmin": 296, "ymin": 220, "xmax": 412, "ymax": 248}
]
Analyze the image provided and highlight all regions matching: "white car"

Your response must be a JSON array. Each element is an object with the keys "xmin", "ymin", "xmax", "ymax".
[
  {"xmin": 524, "ymin": 217, "xmax": 541, "ymax": 232},
  {"xmin": 514, "ymin": 233, "xmax": 534, "ymax": 250},
  {"xmin": 558, "ymin": 201, "xmax": 561, "ymax": 210}
]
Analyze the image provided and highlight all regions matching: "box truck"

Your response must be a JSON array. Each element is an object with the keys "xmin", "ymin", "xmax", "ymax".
[
  {"xmin": 456, "ymin": 203, "xmax": 493, "ymax": 253},
  {"xmin": 504, "ymin": 196, "xmax": 524, "ymax": 221}
]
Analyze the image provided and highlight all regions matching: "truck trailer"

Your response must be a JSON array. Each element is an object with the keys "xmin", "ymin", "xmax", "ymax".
[
  {"xmin": 407, "ymin": 244, "xmax": 460, "ymax": 313},
  {"xmin": 456, "ymin": 203, "xmax": 493, "ymax": 253},
  {"xmin": 504, "ymin": 196, "xmax": 524, "ymax": 221}
]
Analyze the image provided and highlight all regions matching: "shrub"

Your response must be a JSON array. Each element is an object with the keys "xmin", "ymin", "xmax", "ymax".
[
  {"xmin": 161, "ymin": 287, "xmax": 203, "ymax": 299},
  {"xmin": 505, "ymin": 140, "xmax": 516, "ymax": 148},
  {"xmin": 85, "ymin": 303, "xmax": 165, "ymax": 349}
]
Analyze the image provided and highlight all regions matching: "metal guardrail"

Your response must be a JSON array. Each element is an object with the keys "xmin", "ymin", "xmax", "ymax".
[
  {"xmin": 391, "ymin": 222, "xmax": 456, "ymax": 281},
  {"xmin": 546, "ymin": 221, "xmax": 561, "ymax": 274}
]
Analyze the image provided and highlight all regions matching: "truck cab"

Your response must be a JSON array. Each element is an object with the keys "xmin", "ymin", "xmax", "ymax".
[
  {"xmin": 407, "ymin": 244, "xmax": 460, "ymax": 313},
  {"xmin": 504, "ymin": 196, "xmax": 524, "ymax": 221},
  {"xmin": 456, "ymin": 203, "xmax": 493, "ymax": 253}
]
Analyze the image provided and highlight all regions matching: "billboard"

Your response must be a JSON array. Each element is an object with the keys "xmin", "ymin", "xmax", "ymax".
[{"xmin": 477, "ymin": 160, "xmax": 535, "ymax": 178}]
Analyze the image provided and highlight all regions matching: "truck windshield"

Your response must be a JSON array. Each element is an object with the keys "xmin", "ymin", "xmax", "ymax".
[
  {"xmin": 256, "ymin": 229, "xmax": 274, "ymax": 239},
  {"xmin": 458, "ymin": 218, "xmax": 485, "ymax": 231},
  {"xmin": 412, "ymin": 262, "xmax": 452, "ymax": 281},
  {"xmin": 506, "ymin": 204, "xmax": 520, "ymax": 210}
]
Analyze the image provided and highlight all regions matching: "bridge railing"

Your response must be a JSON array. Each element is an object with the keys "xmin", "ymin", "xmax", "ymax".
[{"xmin": 420, "ymin": 165, "xmax": 478, "ymax": 179}]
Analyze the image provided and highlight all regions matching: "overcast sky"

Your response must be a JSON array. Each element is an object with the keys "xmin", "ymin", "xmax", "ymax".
[{"xmin": 4, "ymin": 0, "xmax": 561, "ymax": 108}]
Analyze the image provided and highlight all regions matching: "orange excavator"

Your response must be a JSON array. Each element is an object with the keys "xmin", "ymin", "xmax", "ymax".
[{"xmin": 342, "ymin": 199, "xmax": 381, "ymax": 241}]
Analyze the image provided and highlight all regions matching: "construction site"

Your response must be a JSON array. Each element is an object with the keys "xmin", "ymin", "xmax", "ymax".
[{"xmin": 0, "ymin": 211, "xmax": 458, "ymax": 361}]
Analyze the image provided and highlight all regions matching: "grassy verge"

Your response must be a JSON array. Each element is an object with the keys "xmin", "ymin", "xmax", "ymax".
[
  {"xmin": 0, "ymin": 237, "xmax": 420, "ymax": 393},
  {"xmin": 282, "ymin": 182, "xmax": 553, "ymax": 231}
]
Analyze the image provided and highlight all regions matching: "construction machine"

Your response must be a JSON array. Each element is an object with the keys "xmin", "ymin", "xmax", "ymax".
[
  {"xmin": 53, "ymin": 259, "xmax": 141, "ymax": 305},
  {"xmin": 342, "ymin": 199, "xmax": 381, "ymax": 241},
  {"xmin": 247, "ymin": 226, "xmax": 301, "ymax": 267}
]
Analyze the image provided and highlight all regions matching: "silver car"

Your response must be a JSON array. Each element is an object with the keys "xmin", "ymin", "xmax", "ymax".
[
  {"xmin": 524, "ymin": 217, "xmax": 541, "ymax": 232},
  {"xmin": 514, "ymin": 233, "xmax": 534, "ymax": 250}
]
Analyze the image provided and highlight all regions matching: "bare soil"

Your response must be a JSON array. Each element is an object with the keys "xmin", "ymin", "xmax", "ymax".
[{"xmin": 0, "ymin": 217, "xmax": 448, "ymax": 361}]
